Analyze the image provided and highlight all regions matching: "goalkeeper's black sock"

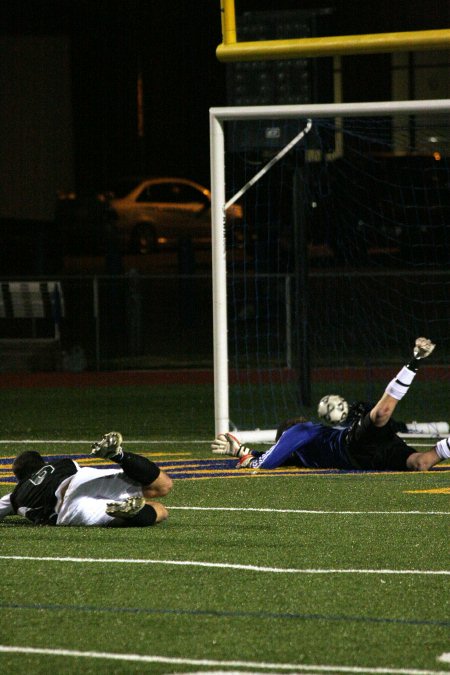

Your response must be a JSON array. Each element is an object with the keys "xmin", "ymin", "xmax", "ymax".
[{"xmin": 115, "ymin": 451, "xmax": 161, "ymax": 486}]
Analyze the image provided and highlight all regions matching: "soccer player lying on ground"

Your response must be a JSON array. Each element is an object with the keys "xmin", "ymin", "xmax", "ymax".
[
  {"xmin": 0, "ymin": 432, "xmax": 172, "ymax": 526},
  {"xmin": 211, "ymin": 337, "xmax": 450, "ymax": 472}
]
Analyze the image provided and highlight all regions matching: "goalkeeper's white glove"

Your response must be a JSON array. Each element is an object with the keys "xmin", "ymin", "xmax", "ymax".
[
  {"xmin": 413, "ymin": 337, "xmax": 436, "ymax": 360},
  {"xmin": 211, "ymin": 432, "xmax": 251, "ymax": 458}
]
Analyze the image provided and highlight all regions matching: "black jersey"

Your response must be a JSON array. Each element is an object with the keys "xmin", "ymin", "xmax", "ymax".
[{"xmin": 10, "ymin": 458, "xmax": 78, "ymax": 525}]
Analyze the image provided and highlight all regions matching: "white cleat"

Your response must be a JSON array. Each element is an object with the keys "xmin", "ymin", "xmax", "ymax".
[
  {"xmin": 106, "ymin": 496, "xmax": 146, "ymax": 518},
  {"xmin": 91, "ymin": 431, "xmax": 123, "ymax": 459}
]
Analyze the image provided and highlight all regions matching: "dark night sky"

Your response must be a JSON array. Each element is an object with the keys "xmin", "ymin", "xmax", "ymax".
[{"xmin": 1, "ymin": 0, "xmax": 449, "ymax": 191}]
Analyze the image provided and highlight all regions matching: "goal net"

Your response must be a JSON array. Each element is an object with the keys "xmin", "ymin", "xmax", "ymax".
[{"xmin": 209, "ymin": 100, "xmax": 450, "ymax": 442}]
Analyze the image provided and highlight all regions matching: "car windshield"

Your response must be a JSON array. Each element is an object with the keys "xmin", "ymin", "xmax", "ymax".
[{"xmin": 107, "ymin": 179, "xmax": 143, "ymax": 198}]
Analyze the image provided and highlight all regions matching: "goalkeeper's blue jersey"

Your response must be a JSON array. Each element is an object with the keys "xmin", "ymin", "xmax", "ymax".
[{"xmin": 254, "ymin": 422, "xmax": 353, "ymax": 470}]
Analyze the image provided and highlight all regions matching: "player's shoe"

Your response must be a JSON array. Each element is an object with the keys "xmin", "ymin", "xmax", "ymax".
[
  {"xmin": 91, "ymin": 431, "xmax": 124, "ymax": 459},
  {"xmin": 211, "ymin": 432, "xmax": 251, "ymax": 457},
  {"xmin": 236, "ymin": 453, "xmax": 255, "ymax": 469},
  {"xmin": 106, "ymin": 496, "xmax": 146, "ymax": 518},
  {"xmin": 413, "ymin": 337, "xmax": 435, "ymax": 359}
]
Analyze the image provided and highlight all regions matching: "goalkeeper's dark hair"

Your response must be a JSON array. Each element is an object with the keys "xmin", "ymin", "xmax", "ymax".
[
  {"xmin": 13, "ymin": 450, "xmax": 46, "ymax": 480},
  {"xmin": 275, "ymin": 417, "xmax": 308, "ymax": 442}
]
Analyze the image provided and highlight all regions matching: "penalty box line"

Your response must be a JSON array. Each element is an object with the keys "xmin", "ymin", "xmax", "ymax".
[
  {"xmin": 0, "ymin": 556, "xmax": 448, "ymax": 576},
  {"xmin": 168, "ymin": 506, "xmax": 450, "ymax": 515},
  {"xmin": 0, "ymin": 645, "xmax": 449, "ymax": 675}
]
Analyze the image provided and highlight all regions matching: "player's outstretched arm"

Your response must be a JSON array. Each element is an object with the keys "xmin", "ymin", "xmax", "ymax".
[{"xmin": 370, "ymin": 337, "xmax": 436, "ymax": 428}]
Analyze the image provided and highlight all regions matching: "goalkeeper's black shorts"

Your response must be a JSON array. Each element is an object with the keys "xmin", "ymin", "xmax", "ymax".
[{"xmin": 345, "ymin": 413, "xmax": 415, "ymax": 471}]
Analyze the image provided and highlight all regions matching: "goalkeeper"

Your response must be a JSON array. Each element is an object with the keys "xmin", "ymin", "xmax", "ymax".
[
  {"xmin": 212, "ymin": 337, "xmax": 450, "ymax": 472},
  {"xmin": 0, "ymin": 432, "xmax": 172, "ymax": 526}
]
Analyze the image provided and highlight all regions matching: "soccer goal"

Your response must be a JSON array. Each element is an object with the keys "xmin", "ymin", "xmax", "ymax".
[{"xmin": 210, "ymin": 99, "xmax": 450, "ymax": 442}]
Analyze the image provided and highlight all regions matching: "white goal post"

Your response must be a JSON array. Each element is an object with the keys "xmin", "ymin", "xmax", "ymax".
[{"xmin": 209, "ymin": 99, "xmax": 450, "ymax": 442}]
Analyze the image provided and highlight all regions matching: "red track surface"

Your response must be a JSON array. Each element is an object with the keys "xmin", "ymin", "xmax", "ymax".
[{"xmin": 0, "ymin": 367, "xmax": 446, "ymax": 388}]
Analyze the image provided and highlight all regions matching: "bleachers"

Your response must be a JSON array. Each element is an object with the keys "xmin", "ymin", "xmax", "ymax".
[{"xmin": 0, "ymin": 281, "xmax": 64, "ymax": 372}]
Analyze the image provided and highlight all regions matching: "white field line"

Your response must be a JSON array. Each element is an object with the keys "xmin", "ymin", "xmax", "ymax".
[
  {"xmin": 168, "ymin": 506, "xmax": 450, "ymax": 515},
  {"xmin": 0, "ymin": 556, "xmax": 448, "ymax": 576},
  {"xmin": 0, "ymin": 439, "xmax": 210, "ymax": 444},
  {"xmin": 0, "ymin": 645, "xmax": 448, "ymax": 674},
  {"xmin": 0, "ymin": 439, "xmax": 438, "ymax": 447}
]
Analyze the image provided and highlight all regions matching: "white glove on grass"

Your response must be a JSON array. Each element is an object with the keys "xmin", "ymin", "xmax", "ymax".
[{"xmin": 211, "ymin": 432, "xmax": 251, "ymax": 458}]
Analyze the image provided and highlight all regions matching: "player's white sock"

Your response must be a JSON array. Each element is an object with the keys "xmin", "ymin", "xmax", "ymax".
[
  {"xmin": 435, "ymin": 437, "xmax": 450, "ymax": 460},
  {"xmin": 385, "ymin": 365, "xmax": 416, "ymax": 400}
]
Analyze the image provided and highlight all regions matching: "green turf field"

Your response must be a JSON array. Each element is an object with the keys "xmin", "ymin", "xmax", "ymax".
[{"xmin": 0, "ymin": 383, "xmax": 449, "ymax": 674}]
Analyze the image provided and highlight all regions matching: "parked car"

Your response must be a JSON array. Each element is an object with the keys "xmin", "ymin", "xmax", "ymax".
[{"xmin": 57, "ymin": 177, "xmax": 245, "ymax": 255}]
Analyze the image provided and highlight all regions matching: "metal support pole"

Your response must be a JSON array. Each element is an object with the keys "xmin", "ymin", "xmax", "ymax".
[
  {"xmin": 285, "ymin": 274, "xmax": 292, "ymax": 370},
  {"xmin": 293, "ymin": 168, "xmax": 311, "ymax": 406},
  {"xmin": 93, "ymin": 276, "xmax": 100, "ymax": 371},
  {"xmin": 220, "ymin": 0, "xmax": 237, "ymax": 45}
]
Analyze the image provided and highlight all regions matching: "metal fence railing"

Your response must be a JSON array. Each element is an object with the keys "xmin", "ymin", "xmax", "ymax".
[
  {"xmin": 0, "ymin": 273, "xmax": 213, "ymax": 372},
  {"xmin": 0, "ymin": 269, "xmax": 448, "ymax": 373}
]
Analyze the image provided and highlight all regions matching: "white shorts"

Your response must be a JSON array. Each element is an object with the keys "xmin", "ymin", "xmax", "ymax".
[{"xmin": 55, "ymin": 466, "xmax": 143, "ymax": 526}]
